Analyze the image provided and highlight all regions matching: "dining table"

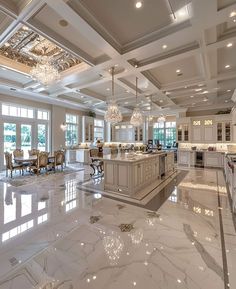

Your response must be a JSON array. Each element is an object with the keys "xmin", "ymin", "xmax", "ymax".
[{"xmin": 14, "ymin": 155, "xmax": 55, "ymax": 163}]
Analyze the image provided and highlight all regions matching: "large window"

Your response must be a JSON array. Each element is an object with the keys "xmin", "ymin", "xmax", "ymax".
[
  {"xmin": 94, "ymin": 119, "xmax": 104, "ymax": 141},
  {"xmin": 1, "ymin": 103, "xmax": 50, "ymax": 168},
  {"xmin": 153, "ymin": 121, "xmax": 176, "ymax": 147},
  {"xmin": 65, "ymin": 114, "xmax": 78, "ymax": 146}
]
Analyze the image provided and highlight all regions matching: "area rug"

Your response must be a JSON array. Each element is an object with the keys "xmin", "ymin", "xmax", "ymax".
[{"xmin": 0, "ymin": 165, "xmax": 88, "ymax": 187}]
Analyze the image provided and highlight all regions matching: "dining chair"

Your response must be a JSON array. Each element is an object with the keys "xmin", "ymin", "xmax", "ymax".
[
  {"xmin": 28, "ymin": 149, "xmax": 40, "ymax": 156},
  {"xmin": 4, "ymin": 152, "xmax": 25, "ymax": 178},
  {"xmin": 13, "ymin": 149, "xmax": 24, "ymax": 164},
  {"xmin": 29, "ymin": 152, "xmax": 49, "ymax": 175},
  {"xmin": 53, "ymin": 150, "xmax": 65, "ymax": 171}
]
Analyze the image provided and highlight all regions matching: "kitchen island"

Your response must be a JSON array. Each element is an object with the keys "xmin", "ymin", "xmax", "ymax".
[{"xmin": 101, "ymin": 151, "xmax": 175, "ymax": 196}]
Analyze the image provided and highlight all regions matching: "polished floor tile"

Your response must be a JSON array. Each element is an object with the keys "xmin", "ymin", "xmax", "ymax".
[{"xmin": 0, "ymin": 167, "xmax": 235, "ymax": 289}]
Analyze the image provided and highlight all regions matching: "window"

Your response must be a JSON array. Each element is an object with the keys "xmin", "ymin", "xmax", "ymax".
[
  {"xmin": 38, "ymin": 124, "xmax": 46, "ymax": 151},
  {"xmin": 2, "ymin": 104, "xmax": 34, "ymax": 118},
  {"xmin": 65, "ymin": 114, "xmax": 78, "ymax": 146},
  {"xmin": 153, "ymin": 121, "xmax": 176, "ymax": 147},
  {"xmin": 37, "ymin": 110, "xmax": 49, "ymax": 120},
  {"xmin": 94, "ymin": 119, "xmax": 104, "ymax": 141}
]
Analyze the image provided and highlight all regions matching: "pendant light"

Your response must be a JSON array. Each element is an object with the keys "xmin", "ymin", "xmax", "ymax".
[
  {"xmin": 104, "ymin": 67, "xmax": 122, "ymax": 124},
  {"xmin": 130, "ymin": 77, "xmax": 144, "ymax": 127},
  {"xmin": 158, "ymin": 114, "xmax": 166, "ymax": 123}
]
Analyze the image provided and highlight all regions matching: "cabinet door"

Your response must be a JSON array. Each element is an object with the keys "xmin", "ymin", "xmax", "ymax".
[
  {"xmin": 192, "ymin": 127, "xmax": 202, "ymax": 142},
  {"xmin": 225, "ymin": 122, "xmax": 231, "ymax": 142},
  {"xmin": 183, "ymin": 125, "xmax": 189, "ymax": 141},
  {"xmin": 178, "ymin": 152, "xmax": 189, "ymax": 165},
  {"xmin": 117, "ymin": 164, "xmax": 129, "ymax": 193},
  {"xmin": 134, "ymin": 162, "xmax": 144, "ymax": 187},
  {"xmin": 217, "ymin": 123, "xmax": 223, "ymax": 141},
  {"xmin": 177, "ymin": 125, "xmax": 182, "ymax": 141},
  {"xmin": 204, "ymin": 126, "xmax": 214, "ymax": 142}
]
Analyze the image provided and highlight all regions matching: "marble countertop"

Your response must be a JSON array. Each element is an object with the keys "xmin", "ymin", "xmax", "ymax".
[
  {"xmin": 99, "ymin": 151, "xmax": 172, "ymax": 162},
  {"xmin": 178, "ymin": 149, "xmax": 226, "ymax": 154}
]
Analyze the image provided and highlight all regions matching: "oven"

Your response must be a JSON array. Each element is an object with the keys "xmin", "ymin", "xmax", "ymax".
[{"xmin": 195, "ymin": 151, "xmax": 204, "ymax": 168}]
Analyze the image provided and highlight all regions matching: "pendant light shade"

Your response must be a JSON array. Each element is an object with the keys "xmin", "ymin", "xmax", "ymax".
[
  {"xmin": 104, "ymin": 67, "xmax": 122, "ymax": 124},
  {"xmin": 130, "ymin": 77, "xmax": 144, "ymax": 127}
]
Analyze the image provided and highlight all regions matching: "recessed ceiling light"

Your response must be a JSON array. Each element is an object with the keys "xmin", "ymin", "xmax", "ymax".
[
  {"xmin": 106, "ymin": 88, "xmax": 110, "ymax": 91},
  {"xmin": 202, "ymin": 90, "xmax": 208, "ymax": 94},
  {"xmin": 195, "ymin": 88, "xmax": 202, "ymax": 92},
  {"xmin": 59, "ymin": 19, "xmax": 68, "ymax": 27},
  {"xmin": 126, "ymin": 90, "xmax": 130, "ymax": 93},
  {"xmin": 159, "ymin": 100, "xmax": 163, "ymax": 103},
  {"xmin": 114, "ymin": 64, "xmax": 118, "ymax": 67},
  {"xmin": 225, "ymin": 64, "xmax": 230, "ymax": 69},
  {"xmin": 190, "ymin": 95, "xmax": 194, "ymax": 98},
  {"xmin": 124, "ymin": 101, "xmax": 128, "ymax": 104},
  {"xmin": 225, "ymin": 100, "xmax": 229, "ymax": 103},
  {"xmin": 165, "ymin": 91, "xmax": 171, "ymax": 95},
  {"xmin": 22, "ymin": 25, "xmax": 29, "ymax": 31},
  {"xmin": 234, "ymin": 19, "xmax": 236, "ymax": 23},
  {"xmin": 227, "ymin": 43, "xmax": 233, "ymax": 48},
  {"xmin": 203, "ymin": 98, "xmax": 208, "ymax": 102},
  {"xmin": 198, "ymin": 83, "xmax": 204, "ymax": 87},
  {"xmin": 135, "ymin": 1, "xmax": 142, "ymax": 8},
  {"xmin": 162, "ymin": 44, "xmax": 167, "ymax": 49},
  {"xmin": 229, "ymin": 11, "xmax": 236, "ymax": 18},
  {"xmin": 176, "ymin": 69, "xmax": 181, "ymax": 73}
]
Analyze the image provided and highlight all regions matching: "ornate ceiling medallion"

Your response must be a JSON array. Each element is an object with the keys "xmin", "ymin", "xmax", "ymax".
[{"xmin": 0, "ymin": 26, "xmax": 81, "ymax": 73}]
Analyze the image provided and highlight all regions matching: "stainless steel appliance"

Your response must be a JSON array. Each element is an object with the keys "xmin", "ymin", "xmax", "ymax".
[
  {"xmin": 159, "ymin": 154, "xmax": 166, "ymax": 177},
  {"xmin": 195, "ymin": 151, "xmax": 204, "ymax": 167}
]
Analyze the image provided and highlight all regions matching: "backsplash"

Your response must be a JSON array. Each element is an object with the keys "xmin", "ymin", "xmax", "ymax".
[{"xmin": 178, "ymin": 143, "xmax": 235, "ymax": 152}]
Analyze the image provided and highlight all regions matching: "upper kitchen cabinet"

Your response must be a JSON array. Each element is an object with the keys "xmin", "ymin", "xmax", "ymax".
[
  {"xmin": 176, "ymin": 118, "xmax": 190, "ymax": 143},
  {"xmin": 215, "ymin": 115, "xmax": 232, "ymax": 143}
]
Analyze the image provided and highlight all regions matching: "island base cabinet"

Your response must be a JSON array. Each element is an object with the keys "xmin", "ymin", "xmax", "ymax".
[{"xmin": 104, "ymin": 152, "xmax": 174, "ymax": 196}]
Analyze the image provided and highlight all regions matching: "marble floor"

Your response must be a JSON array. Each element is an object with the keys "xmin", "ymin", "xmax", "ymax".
[{"xmin": 0, "ymin": 167, "xmax": 235, "ymax": 289}]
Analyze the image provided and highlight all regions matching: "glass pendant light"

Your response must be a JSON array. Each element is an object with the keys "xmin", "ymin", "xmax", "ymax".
[
  {"xmin": 104, "ymin": 67, "xmax": 122, "ymax": 124},
  {"xmin": 158, "ymin": 114, "xmax": 166, "ymax": 123},
  {"xmin": 130, "ymin": 77, "xmax": 144, "ymax": 127}
]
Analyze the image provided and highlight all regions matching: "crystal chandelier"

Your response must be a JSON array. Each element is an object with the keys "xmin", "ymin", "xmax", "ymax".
[
  {"xmin": 104, "ymin": 67, "xmax": 122, "ymax": 124},
  {"xmin": 30, "ymin": 47, "xmax": 60, "ymax": 86},
  {"xmin": 130, "ymin": 77, "xmax": 144, "ymax": 127},
  {"xmin": 158, "ymin": 114, "xmax": 166, "ymax": 123},
  {"xmin": 103, "ymin": 233, "xmax": 124, "ymax": 265}
]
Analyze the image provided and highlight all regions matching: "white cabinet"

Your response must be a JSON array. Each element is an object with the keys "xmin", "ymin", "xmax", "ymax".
[
  {"xmin": 204, "ymin": 126, "xmax": 214, "ymax": 142},
  {"xmin": 76, "ymin": 149, "xmax": 90, "ymax": 164},
  {"xmin": 204, "ymin": 152, "xmax": 223, "ymax": 168},
  {"xmin": 66, "ymin": 149, "xmax": 77, "ymax": 163},
  {"xmin": 192, "ymin": 126, "xmax": 202, "ymax": 142},
  {"xmin": 216, "ymin": 122, "xmax": 231, "ymax": 142},
  {"xmin": 177, "ymin": 123, "xmax": 189, "ymax": 142},
  {"xmin": 177, "ymin": 151, "xmax": 190, "ymax": 166},
  {"xmin": 112, "ymin": 122, "xmax": 144, "ymax": 142}
]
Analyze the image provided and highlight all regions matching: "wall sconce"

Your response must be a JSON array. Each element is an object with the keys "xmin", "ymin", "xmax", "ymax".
[{"xmin": 60, "ymin": 122, "xmax": 67, "ymax": 131}]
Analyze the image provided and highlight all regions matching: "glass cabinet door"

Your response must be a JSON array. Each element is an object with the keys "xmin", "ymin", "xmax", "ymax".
[
  {"xmin": 225, "ymin": 122, "xmax": 231, "ymax": 142},
  {"xmin": 177, "ymin": 125, "xmax": 182, "ymax": 141},
  {"xmin": 217, "ymin": 123, "xmax": 223, "ymax": 141},
  {"xmin": 184, "ymin": 125, "xmax": 189, "ymax": 141}
]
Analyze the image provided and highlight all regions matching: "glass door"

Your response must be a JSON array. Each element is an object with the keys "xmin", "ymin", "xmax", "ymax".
[
  {"xmin": 21, "ymin": 124, "xmax": 32, "ymax": 154},
  {"xmin": 37, "ymin": 124, "xmax": 47, "ymax": 151},
  {"xmin": 4, "ymin": 123, "xmax": 16, "ymax": 154}
]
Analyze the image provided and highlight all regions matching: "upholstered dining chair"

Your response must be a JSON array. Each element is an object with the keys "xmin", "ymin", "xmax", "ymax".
[
  {"xmin": 4, "ymin": 152, "xmax": 25, "ymax": 178},
  {"xmin": 13, "ymin": 149, "xmax": 24, "ymax": 164},
  {"xmin": 28, "ymin": 149, "xmax": 40, "ymax": 156},
  {"xmin": 53, "ymin": 150, "xmax": 65, "ymax": 171},
  {"xmin": 29, "ymin": 152, "xmax": 49, "ymax": 175}
]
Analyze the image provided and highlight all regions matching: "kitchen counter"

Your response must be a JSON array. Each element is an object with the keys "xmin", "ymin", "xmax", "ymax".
[
  {"xmin": 101, "ymin": 151, "xmax": 175, "ymax": 196},
  {"xmin": 100, "ymin": 151, "xmax": 169, "ymax": 163}
]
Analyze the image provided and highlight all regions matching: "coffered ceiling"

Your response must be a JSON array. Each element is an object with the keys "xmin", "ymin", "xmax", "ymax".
[{"xmin": 0, "ymin": 0, "xmax": 236, "ymax": 116}]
